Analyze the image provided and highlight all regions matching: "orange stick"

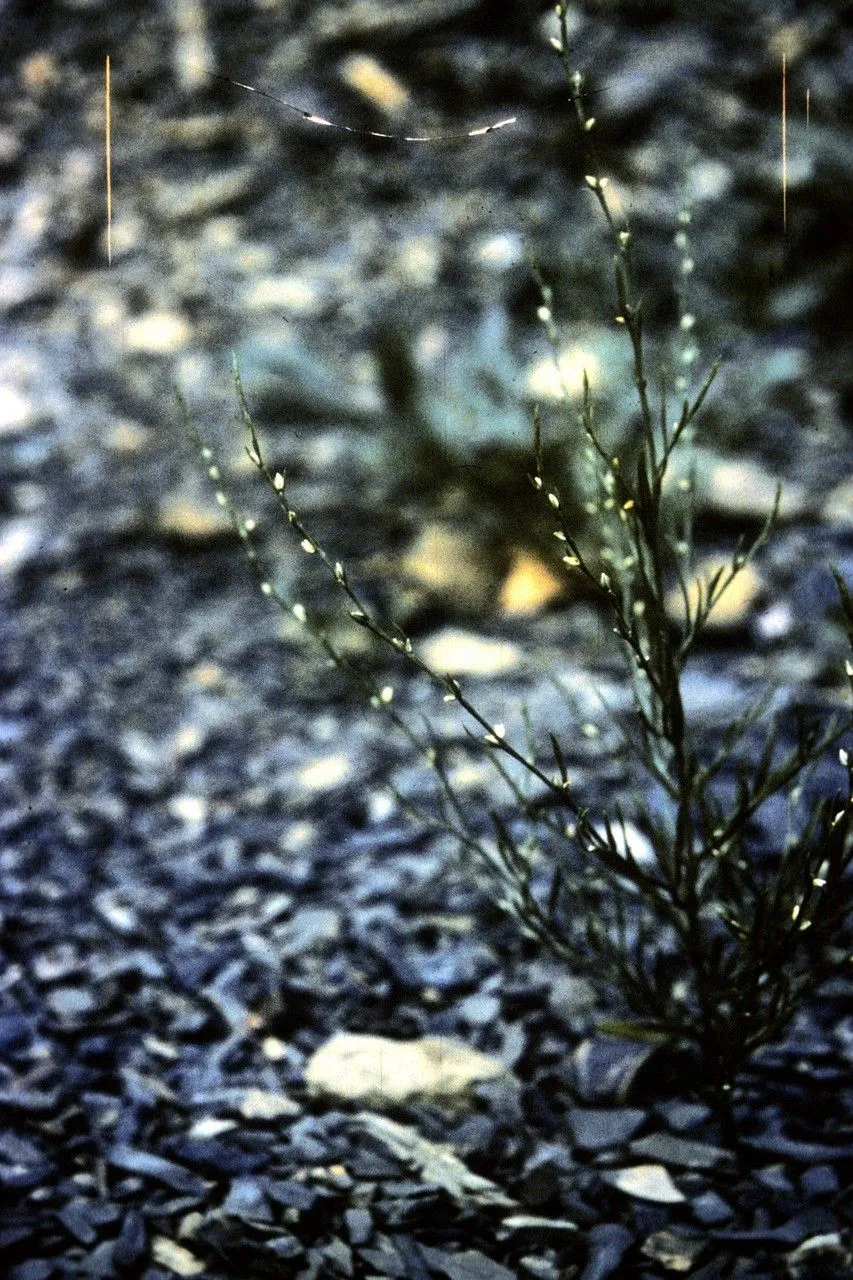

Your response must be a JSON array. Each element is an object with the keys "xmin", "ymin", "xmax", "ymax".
[
  {"xmin": 105, "ymin": 55, "xmax": 112, "ymax": 266},
  {"xmin": 781, "ymin": 52, "xmax": 787, "ymax": 234}
]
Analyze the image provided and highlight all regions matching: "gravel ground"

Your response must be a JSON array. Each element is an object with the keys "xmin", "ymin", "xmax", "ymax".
[{"xmin": 1, "ymin": 2, "xmax": 852, "ymax": 1277}]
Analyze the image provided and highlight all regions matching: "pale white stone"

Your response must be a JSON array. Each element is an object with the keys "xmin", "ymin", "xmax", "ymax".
[
  {"xmin": 603, "ymin": 1164, "xmax": 686, "ymax": 1203},
  {"xmin": 297, "ymin": 753, "xmax": 352, "ymax": 792},
  {"xmin": 238, "ymin": 1088, "xmax": 300, "ymax": 1121},
  {"xmin": 124, "ymin": 311, "xmax": 192, "ymax": 354},
  {"xmin": 419, "ymin": 628, "xmax": 523, "ymax": 677},
  {"xmin": 305, "ymin": 1032, "xmax": 508, "ymax": 1107}
]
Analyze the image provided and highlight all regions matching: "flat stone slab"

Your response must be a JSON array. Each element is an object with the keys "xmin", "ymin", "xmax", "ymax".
[
  {"xmin": 304, "ymin": 1032, "xmax": 509, "ymax": 1108},
  {"xmin": 629, "ymin": 1131, "xmax": 732, "ymax": 1170},
  {"xmin": 567, "ymin": 1107, "xmax": 647, "ymax": 1152},
  {"xmin": 602, "ymin": 1164, "xmax": 686, "ymax": 1204}
]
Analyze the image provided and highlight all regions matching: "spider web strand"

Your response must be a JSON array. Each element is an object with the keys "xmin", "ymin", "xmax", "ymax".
[{"xmin": 218, "ymin": 76, "xmax": 517, "ymax": 143}]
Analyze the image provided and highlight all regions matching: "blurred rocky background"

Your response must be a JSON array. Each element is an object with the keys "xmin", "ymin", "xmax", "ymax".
[{"xmin": 1, "ymin": 0, "xmax": 850, "ymax": 643}]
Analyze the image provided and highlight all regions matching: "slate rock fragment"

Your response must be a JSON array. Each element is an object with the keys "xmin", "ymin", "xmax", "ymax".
[
  {"xmin": 784, "ymin": 1231, "xmax": 853, "ymax": 1279},
  {"xmin": 629, "ymin": 1131, "xmax": 732, "ymax": 1171},
  {"xmin": 419, "ymin": 1244, "xmax": 517, "ymax": 1280},
  {"xmin": 107, "ymin": 1144, "xmax": 209, "ymax": 1196},
  {"xmin": 568, "ymin": 1107, "xmax": 647, "ymax": 1152},
  {"xmin": 344, "ymin": 1207, "xmax": 373, "ymax": 1245},
  {"xmin": 580, "ymin": 1222, "xmax": 634, "ymax": 1280},
  {"xmin": 690, "ymin": 1190, "xmax": 734, "ymax": 1226},
  {"xmin": 518, "ymin": 1142, "xmax": 573, "ymax": 1206},
  {"xmin": 601, "ymin": 1164, "xmax": 686, "ymax": 1204},
  {"xmin": 112, "ymin": 1210, "xmax": 146, "ymax": 1267},
  {"xmin": 641, "ymin": 1227, "xmax": 707, "ymax": 1272}
]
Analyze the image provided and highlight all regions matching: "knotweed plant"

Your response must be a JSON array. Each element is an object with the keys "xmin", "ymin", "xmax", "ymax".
[{"xmin": 182, "ymin": 5, "xmax": 853, "ymax": 1110}]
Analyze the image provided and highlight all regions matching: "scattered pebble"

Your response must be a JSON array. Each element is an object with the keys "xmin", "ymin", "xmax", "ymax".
[
  {"xmin": 666, "ymin": 554, "xmax": 763, "ymax": 632},
  {"xmin": 601, "ymin": 1164, "xmax": 686, "ymax": 1205},
  {"xmin": 151, "ymin": 1235, "xmax": 206, "ymax": 1277},
  {"xmin": 822, "ymin": 476, "xmax": 853, "ymax": 527},
  {"xmin": 150, "ymin": 168, "xmax": 258, "ymax": 222},
  {"xmin": 568, "ymin": 1108, "xmax": 647, "ymax": 1153},
  {"xmin": 238, "ymin": 1088, "xmax": 301, "ymax": 1121},
  {"xmin": 418, "ymin": 627, "xmax": 523, "ymax": 677},
  {"xmin": 396, "ymin": 521, "xmax": 504, "ymax": 614},
  {"xmin": 339, "ymin": 53, "xmax": 410, "ymax": 116},
  {"xmin": 45, "ymin": 986, "xmax": 96, "ymax": 1020},
  {"xmin": 693, "ymin": 453, "xmax": 809, "ymax": 522},
  {"xmin": 640, "ymin": 1227, "xmax": 706, "ymax": 1272},
  {"xmin": 498, "ymin": 548, "xmax": 565, "ymax": 616},
  {"xmin": 305, "ymin": 1032, "xmax": 509, "ymax": 1107},
  {"xmin": 628, "ymin": 1131, "xmax": 732, "ymax": 1171},
  {"xmin": 0, "ymin": 518, "xmax": 42, "ymax": 576}
]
